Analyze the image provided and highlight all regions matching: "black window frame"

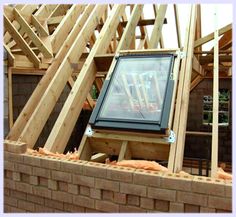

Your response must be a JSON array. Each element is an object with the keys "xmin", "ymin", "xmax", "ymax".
[{"xmin": 89, "ymin": 53, "xmax": 176, "ymax": 133}]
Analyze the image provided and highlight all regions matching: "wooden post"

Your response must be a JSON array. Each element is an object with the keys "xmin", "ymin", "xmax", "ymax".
[
  {"xmin": 8, "ymin": 67, "xmax": 13, "ymax": 129},
  {"xmin": 211, "ymin": 6, "xmax": 219, "ymax": 178}
]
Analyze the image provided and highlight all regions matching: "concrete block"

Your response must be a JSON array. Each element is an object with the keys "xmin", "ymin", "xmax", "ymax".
[
  {"xmin": 73, "ymin": 195, "xmax": 95, "ymax": 209},
  {"xmin": 15, "ymin": 182, "xmax": 33, "ymax": 194},
  {"xmin": 52, "ymin": 190, "xmax": 73, "ymax": 203},
  {"xmin": 41, "ymin": 156, "xmax": 61, "ymax": 170},
  {"xmin": 90, "ymin": 188, "xmax": 102, "ymax": 200},
  {"xmin": 155, "ymin": 199, "xmax": 169, "ymax": 212},
  {"xmin": 60, "ymin": 159, "xmax": 85, "ymax": 174},
  {"xmin": 95, "ymin": 178, "xmax": 119, "ymax": 192},
  {"xmin": 102, "ymin": 190, "xmax": 114, "ymax": 201},
  {"xmin": 120, "ymin": 183, "xmax": 146, "ymax": 197},
  {"xmin": 148, "ymin": 187, "xmax": 176, "ymax": 201},
  {"xmin": 18, "ymin": 200, "xmax": 35, "ymax": 212},
  {"xmin": 119, "ymin": 205, "xmax": 146, "ymax": 213},
  {"xmin": 68, "ymin": 184, "xmax": 79, "ymax": 195},
  {"xmin": 39, "ymin": 177, "xmax": 48, "ymax": 187},
  {"xmin": 21, "ymin": 173, "xmax": 30, "ymax": 183},
  {"xmin": 216, "ymin": 209, "xmax": 232, "ymax": 213},
  {"xmin": 85, "ymin": 208, "xmax": 100, "ymax": 213},
  {"xmin": 4, "ymin": 160, "xmax": 15, "ymax": 171},
  {"xmin": 15, "ymin": 163, "xmax": 32, "ymax": 175},
  {"xmin": 29, "ymin": 175, "xmax": 39, "ymax": 185},
  {"xmin": 34, "ymin": 204, "xmax": 54, "ymax": 212},
  {"xmin": 107, "ymin": 165, "xmax": 134, "ymax": 183},
  {"xmin": 5, "ymin": 170, "xmax": 13, "ymax": 179},
  {"xmin": 192, "ymin": 176, "xmax": 225, "ymax": 197},
  {"xmin": 95, "ymin": 200, "xmax": 119, "ymax": 212},
  {"xmin": 63, "ymin": 203, "xmax": 85, "ymax": 212},
  {"xmin": 225, "ymin": 180, "xmax": 232, "ymax": 198},
  {"xmin": 48, "ymin": 179, "xmax": 58, "ymax": 190},
  {"xmin": 32, "ymin": 167, "xmax": 51, "ymax": 178},
  {"xmin": 4, "ymin": 195, "xmax": 18, "ymax": 207},
  {"xmin": 52, "ymin": 170, "xmax": 72, "ymax": 183},
  {"xmin": 12, "ymin": 172, "xmax": 21, "ymax": 181},
  {"xmin": 127, "ymin": 194, "xmax": 140, "ymax": 206},
  {"xmin": 4, "ymin": 152, "xmax": 24, "ymax": 163},
  {"xmin": 10, "ymin": 190, "xmax": 26, "ymax": 200},
  {"xmin": 4, "ymin": 140, "xmax": 27, "ymax": 154},
  {"xmin": 200, "ymin": 207, "xmax": 216, "ymax": 213},
  {"xmin": 184, "ymin": 203, "xmax": 200, "ymax": 212},
  {"xmin": 80, "ymin": 186, "xmax": 90, "ymax": 196},
  {"xmin": 33, "ymin": 186, "xmax": 52, "ymax": 199},
  {"xmin": 208, "ymin": 196, "xmax": 232, "ymax": 211},
  {"xmin": 161, "ymin": 172, "xmax": 193, "ymax": 191},
  {"xmin": 45, "ymin": 198, "xmax": 64, "ymax": 210},
  {"xmin": 73, "ymin": 174, "xmax": 95, "ymax": 187},
  {"xmin": 4, "ymin": 188, "xmax": 10, "ymax": 196},
  {"xmin": 169, "ymin": 202, "xmax": 184, "ymax": 213},
  {"xmin": 23, "ymin": 154, "xmax": 41, "ymax": 166},
  {"xmin": 4, "ymin": 178, "xmax": 16, "ymax": 190},
  {"xmin": 133, "ymin": 169, "xmax": 162, "ymax": 187},
  {"xmin": 140, "ymin": 197, "xmax": 154, "ymax": 210},
  {"xmin": 177, "ymin": 191, "xmax": 208, "ymax": 207},
  {"xmin": 27, "ymin": 193, "xmax": 44, "ymax": 205}
]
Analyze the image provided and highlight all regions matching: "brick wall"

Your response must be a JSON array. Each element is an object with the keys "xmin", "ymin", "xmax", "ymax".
[
  {"xmin": 4, "ymin": 148, "xmax": 232, "ymax": 213},
  {"xmin": 185, "ymin": 79, "xmax": 232, "ymax": 162}
]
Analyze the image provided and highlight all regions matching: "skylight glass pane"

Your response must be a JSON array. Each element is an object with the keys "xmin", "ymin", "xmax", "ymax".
[{"xmin": 99, "ymin": 56, "xmax": 172, "ymax": 122}]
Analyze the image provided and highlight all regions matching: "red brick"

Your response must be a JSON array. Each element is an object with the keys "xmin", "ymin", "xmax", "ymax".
[
  {"xmin": 148, "ymin": 187, "xmax": 176, "ymax": 201},
  {"xmin": 140, "ymin": 197, "xmax": 154, "ymax": 210},
  {"xmin": 15, "ymin": 163, "xmax": 32, "ymax": 175},
  {"xmin": 90, "ymin": 188, "xmax": 102, "ymax": 199},
  {"xmin": 107, "ymin": 165, "xmax": 134, "ymax": 183},
  {"xmin": 216, "ymin": 209, "xmax": 231, "ymax": 213},
  {"xmin": 48, "ymin": 179, "xmax": 58, "ymax": 190},
  {"xmin": 5, "ymin": 170, "xmax": 13, "ymax": 179},
  {"xmin": 161, "ymin": 172, "xmax": 193, "ymax": 191},
  {"xmin": 35, "ymin": 204, "xmax": 54, "ymax": 212},
  {"xmin": 73, "ymin": 174, "xmax": 95, "ymax": 187},
  {"xmin": 4, "ymin": 188, "xmax": 10, "ymax": 196},
  {"xmin": 41, "ymin": 156, "xmax": 61, "ymax": 170},
  {"xmin": 18, "ymin": 200, "xmax": 35, "ymax": 212},
  {"xmin": 4, "ymin": 152, "xmax": 24, "ymax": 163},
  {"xmin": 52, "ymin": 190, "xmax": 73, "ymax": 203},
  {"xmin": 4, "ymin": 178, "xmax": 15, "ymax": 189},
  {"xmin": 120, "ymin": 183, "xmax": 146, "ymax": 197},
  {"xmin": 102, "ymin": 190, "xmax": 114, "ymax": 201},
  {"xmin": 134, "ymin": 169, "xmax": 162, "ymax": 187},
  {"xmin": 73, "ymin": 195, "xmax": 95, "ymax": 209},
  {"xmin": 12, "ymin": 172, "xmax": 21, "ymax": 181},
  {"xmin": 21, "ymin": 173, "xmax": 30, "ymax": 183},
  {"xmin": 114, "ymin": 192, "xmax": 126, "ymax": 204},
  {"xmin": 10, "ymin": 190, "xmax": 26, "ymax": 200},
  {"xmin": 58, "ymin": 181, "xmax": 68, "ymax": 192},
  {"xmin": 155, "ymin": 199, "xmax": 169, "ymax": 212},
  {"xmin": 52, "ymin": 170, "xmax": 72, "ymax": 182},
  {"xmin": 23, "ymin": 154, "xmax": 41, "ymax": 166},
  {"xmin": 5, "ymin": 205, "xmax": 25, "ymax": 212},
  {"xmin": 177, "ymin": 191, "xmax": 208, "ymax": 207},
  {"xmin": 4, "ymin": 195, "xmax": 18, "ymax": 207},
  {"xmin": 83, "ymin": 162, "xmax": 108, "ymax": 178},
  {"xmin": 192, "ymin": 176, "xmax": 225, "ymax": 196},
  {"xmin": 200, "ymin": 207, "xmax": 216, "ymax": 213},
  {"xmin": 60, "ymin": 159, "xmax": 85, "ymax": 174},
  {"xmin": 169, "ymin": 202, "xmax": 184, "ymax": 213},
  {"xmin": 32, "ymin": 167, "xmax": 50, "ymax": 178},
  {"xmin": 33, "ymin": 186, "xmax": 52, "ymax": 199},
  {"xmin": 184, "ymin": 203, "xmax": 200, "ymax": 212},
  {"xmin": 80, "ymin": 186, "xmax": 90, "ymax": 196},
  {"xmin": 68, "ymin": 184, "xmax": 79, "ymax": 195},
  {"xmin": 4, "ymin": 204, "xmax": 12, "ymax": 212},
  {"xmin": 95, "ymin": 200, "xmax": 119, "ymax": 212},
  {"xmin": 208, "ymin": 196, "xmax": 232, "ymax": 211},
  {"xmin": 95, "ymin": 178, "xmax": 119, "ymax": 192},
  {"xmin": 119, "ymin": 204, "xmax": 146, "ymax": 212},
  {"xmin": 85, "ymin": 208, "xmax": 100, "ymax": 213},
  {"xmin": 127, "ymin": 194, "xmax": 140, "ymax": 206},
  {"xmin": 29, "ymin": 175, "xmax": 38, "ymax": 185},
  {"xmin": 4, "ymin": 160, "xmax": 15, "ymax": 171},
  {"xmin": 27, "ymin": 193, "xmax": 44, "ymax": 205},
  {"xmin": 39, "ymin": 177, "xmax": 48, "ymax": 187},
  {"xmin": 45, "ymin": 198, "xmax": 64, "ymax": 210},
  {"xmin": 64, "ymin": 203, "xmax": 85, "ymax": 212},
  {"xmin": 15, "ymin": 182, "xmax": 33, "ymax": 194}
]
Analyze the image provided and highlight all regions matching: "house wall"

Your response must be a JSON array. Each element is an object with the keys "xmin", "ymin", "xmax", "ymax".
[
  {"xmin": 185, "ymin": 79, "xmax": 232, "ymax": 163},
  {"xmin": 4, "ymin": 148, "xmax": 232, "ymax": 213}
]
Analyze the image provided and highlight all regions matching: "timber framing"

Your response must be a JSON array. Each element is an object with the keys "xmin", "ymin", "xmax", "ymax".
[{"xmin": 4, "ymin": 4, "xmax": 232, "ymax": 176}]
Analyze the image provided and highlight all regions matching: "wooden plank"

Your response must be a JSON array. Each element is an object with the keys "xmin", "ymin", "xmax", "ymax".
[
  {"xmin": 78, "ymin": 135, "xmax": 92, "ymax": 161},
  {"xmin": 49, "ymin": 4, "xmax": 71, "ymax": 17},
  {"xmin": 44, "ymin": 4, "xmax": 127, "ymax": 153},
  {"xmin": 14, "ymin": 8, "xmax": 53, "ymax": 58},
  {"xmin": 192, "ymin": 55, "xmax": 203, "ymax": 75},
  {"xmin": 174, "ymin": 4, "xmax": 182, "ymax": 48},
  {"xmin": 91, "ymin": 153, "xmax": 108, "ymax": 162},
  {"xmin": 34, "ymin": 4, "xmax": 58, "ymax": 17},
  {"xmin": 47, "ymin": 16, "xmax": 64, "ymax": 25},
  {"xmin": 211, "ymin": 7, "xmax": 219, "ymax": 178},
  {"xmin": 4, "ymin": 14, "xmax": 40, "ymax": 67},
  {"xmin": 194, "ymin": 23, "xmax": 232, "ymax": 48},
  {"xmin": 190, "ymin": 75, "xmax": 204, "ymax": 92},
  {"xmin": 118, "ymin": 141, "xmax": 131, "ymax": 161},
  {"xmin": 8, "ymin": 67, "xmax": 13, "ymax": 129},
  {"xmin": 17, "ymin": 5, "xmax": 107, "ymax": 149},
  {"xmin": 31, "ymin": 15, "xmax": 49, "ymax": 37},
  {"xmin": 7, "ymin": 5, "xmax": 95, "ymax": 141},
  {"xmin": 186, "ymin": 131, "xmax": 212, "ymax": 136},
  {"xmin": 4, "ymin": 43, "xmax": 15, "ymax": 67},
  {"xmin": 51, "ymin": 5, "xmax": 85, "ymax": 54},
  {"xmin": 149, "ymin": 5, "xmax": 167, "ymax": 48},
  {"xmin": 199, "ymin": 55, "xmax": 231, "ymax": 64}
]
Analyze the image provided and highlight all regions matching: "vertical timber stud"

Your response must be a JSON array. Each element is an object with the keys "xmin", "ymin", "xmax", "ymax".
[
  {"xmin": 168, "ymin": 5, "xmax": 197, "ymax": 172},
  {"xmin": 211, "ymin": 6, "xmax": 219, "ymax": 178},
  {"xmin": 17, "ymin": 5, "xmax": 107, "ymax": 148},
  {"xmin": 8, "ymin": 67, "xmax": 13, "ymax": 129},
  {"xmin": 44, "ymin": 5, "xmax": 129, "ymax": 153}
]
